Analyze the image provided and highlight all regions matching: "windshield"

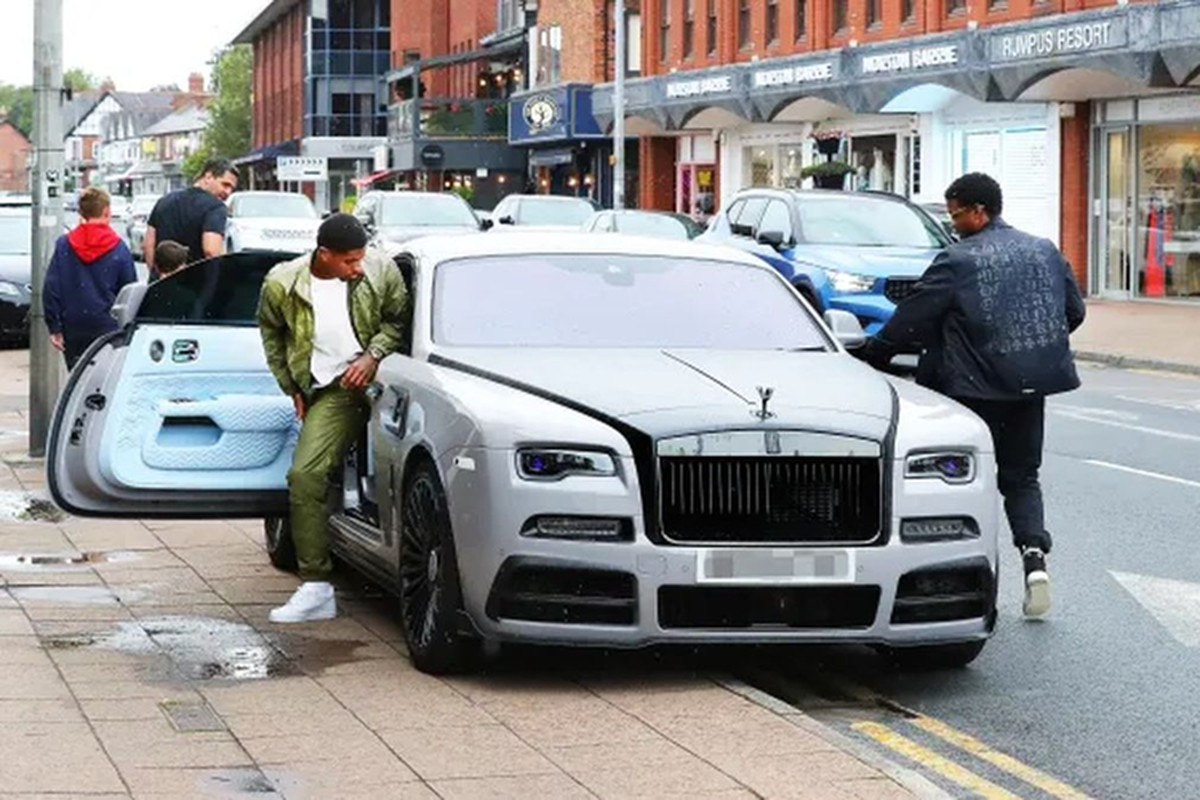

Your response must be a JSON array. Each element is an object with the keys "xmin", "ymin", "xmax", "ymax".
[
  {"xmin": 379, "ymin": 194, "xmax": 477, "ymax": 227},
  {"xmin": 233, "ymin": 194, "xmax": 317, "ymax": 219},
  {"xmin": 795, "ymin": 194, "xmax": 947, "ymax": 248},
  {"xmin": 518, "ymin": 198, "xmax": 596, "ymax": 227},
  {"xmin": 615, "ymin": 213, "xmax": 690, "ymax": 240},
  {"xmin": 434, "ymin": 254, "xmax": 828, "ymax": 350},
  {"xmin": 0, "ymin": 214, "xmax": 31, "ymax": 255}
]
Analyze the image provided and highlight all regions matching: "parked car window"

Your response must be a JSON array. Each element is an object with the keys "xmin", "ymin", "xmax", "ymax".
[
  {"xmin": 614, "ymin": 213, "xmax": 690, "ymax": 240},
  {"xmin": 354, "ymin": 195, "xmax": 377, "ymax": 224},
  {"xmin": 732, "ymin": 197, "xmax": 768, "ymax": 234},
  {"xmin": 724, "ymin": 200, "xmax": 745, "ymax": 225},
  {"xmin": 379, "ymin": 194, "xmax": 478, "ymax": 227},
  {"xmin": 758, "ymin": 201, "xmax": 794, "ymax": 241},
  {"xmin": 136, "ymin": 252, "xmax": 294, "ymax": 325},
  {"xmin": 433, "ymin": 254, "xmax": 829, "ymax": 350},
  {"xmin": 231, "ymin": 194, "xmax": 317, "ymax": 219},
  {"xmin": 795, "ymin": 194, "xmax": 947, "ymax": 247},
  {"xmin": 0, "ymin": 212, "xmax": 31, "ymax": 255},
  {"xmin": 517, "ymin": 197, "xmax": 597, "ymax": 226}
]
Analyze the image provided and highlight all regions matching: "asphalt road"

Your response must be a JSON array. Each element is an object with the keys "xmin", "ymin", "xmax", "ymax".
[{"xmin": 749, "ymin": 363, "xmax": 1200, "ymax": 800}]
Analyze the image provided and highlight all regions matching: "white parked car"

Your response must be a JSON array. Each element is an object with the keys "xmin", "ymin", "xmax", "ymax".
[
  {"xmin": 488, "ymin": 194, "xmax": 599, "ymax": 232},
  {"xmin": 49, "ymin": 235, "xmax": 999, "ymax": 675},
  {"xmin": 226, "ymin": 191, "xmax": 321, "ymax": 253},
  {"xmin": 127, "ymin": 194, "xmax": 161, "ymax": 261}
]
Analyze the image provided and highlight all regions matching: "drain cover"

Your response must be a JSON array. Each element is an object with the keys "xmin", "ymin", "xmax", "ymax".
[{"xmin": 161, "ymin": 701, "xmax": 227, "ymax": 733}]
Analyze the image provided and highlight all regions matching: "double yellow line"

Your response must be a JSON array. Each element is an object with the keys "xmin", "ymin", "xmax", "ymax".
[{"xmin": 853, "ymin": 716, "xmax": 1093, "ymax": 799}]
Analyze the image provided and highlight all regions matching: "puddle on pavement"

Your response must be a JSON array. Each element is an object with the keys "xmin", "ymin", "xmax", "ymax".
[
  {"xmin": 0, "ymin": 550, "xmax": 141, "ymax": 571},
  {"xmin": 0, "ymin": 490, "xmax": 68, "ymax": 522}
]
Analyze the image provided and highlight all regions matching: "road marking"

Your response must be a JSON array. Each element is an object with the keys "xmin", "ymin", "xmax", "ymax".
[
  {"xmin": 1115, "ymin": 395, "xmax": 1200, "ymax": 414},
  {"xmin": 1051, "ymin": 411, "xmax": 1200, "ymax": 444},
  {"xmin": 910, "ymin": 717, "xmax": 1094, "ymax": 800},
  {"xmin": 852, "ymin": 721, "xmax": 1022, "ymax": 800},
  {"xmin": 1110, "ymin": 571, "xmax": 1200, "ymax": 648},
  {"xmin": 1083, "ymin": 459, "xmax": 1200, "ymax": 490},
  {"xmin": 1053, "ymin": 404, "xmax": 1140, "ymax": 421}
]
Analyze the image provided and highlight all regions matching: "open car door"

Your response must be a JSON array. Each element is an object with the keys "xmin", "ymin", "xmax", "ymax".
[{"xmin": 48, "ymin": 252, "xmax": 300, "ymax": 518}]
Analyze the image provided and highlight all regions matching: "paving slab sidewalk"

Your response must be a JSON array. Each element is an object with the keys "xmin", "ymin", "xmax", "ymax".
[{"xmin": 1072, "ymin": 300, "xmax": 1200, "ymax": 375}]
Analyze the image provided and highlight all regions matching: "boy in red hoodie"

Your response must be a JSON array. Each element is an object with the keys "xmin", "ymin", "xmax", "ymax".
[{"xmin": 44, "ymin": 187, "xmax": 138, "ymax": 369}]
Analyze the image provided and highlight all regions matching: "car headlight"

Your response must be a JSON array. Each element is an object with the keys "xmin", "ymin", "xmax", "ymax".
[
  {"xmin": 905, "ymin": 452, "xmax": 975, "ymax": 484},
  {"xmin": 516, "ymin": 448, "xmax": 617, "ymax": 481},
  {"xmin": 826, "ymin": 269, "xmax": 877, "ymax": 294},
  {"xmin": 0, "ymin": 281, "xmax": 21, "ymax": 298}
]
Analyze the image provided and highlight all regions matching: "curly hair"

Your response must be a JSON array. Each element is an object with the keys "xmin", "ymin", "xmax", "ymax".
[{"xmin": 945, "ymin": 172, "xmax": 1003, "ymax": 218}]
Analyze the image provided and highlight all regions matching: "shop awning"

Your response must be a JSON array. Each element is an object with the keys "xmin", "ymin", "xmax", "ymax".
[
  {"xmin": 529, "ymin": 148, "xmax": 576, "ymax": 167},
  {"xmin": 234, "ymin": 139, "xmax": 300, "ymax": 166},
  {"xmin": 351, "ymin": 169, "xmax": 396, "ymax": 188}
]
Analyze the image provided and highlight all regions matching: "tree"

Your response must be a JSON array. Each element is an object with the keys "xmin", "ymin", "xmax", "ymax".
[
  {"xmin": 0, "ymin": 83, "xmax": 34, "ymax": 137},
  {"xmin": 63, "ymin": 68, "xmax": 98, "ymax": 93},
  {"xmin": 184, "ymin": 45, "xmax": 252, "ymax": 183}
]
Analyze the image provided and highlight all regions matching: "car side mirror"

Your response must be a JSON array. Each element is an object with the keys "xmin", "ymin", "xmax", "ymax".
[
  {"xmin": 480, "ymin": 218, "xmax": 494, "ymax": 231},
  {"xmin": 498, "ymin": 215, "xmax": 515, "ymax": 225},
  {"xmin": 757, "ymin": 229, "xmax": 788, "ymax": 250},
  {"xmin": 823, "ymin": 309, "xmax": 867, "ymax": 351},
  {"xmin": 111, "ymin": 282, "xmax": 148, "ymax": 329}
]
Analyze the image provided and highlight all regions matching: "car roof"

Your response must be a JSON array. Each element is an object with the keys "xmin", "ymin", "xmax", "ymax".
[
  {"xmin": 402, "ymin": 231, "xmax": 767, "ymax": 268},
  {"xmin": 234, "ymin": 191, "xmax": 309, "ymax": 199},
  {"xmin": 507, "ymin": 194, "xmax": 593, "ymax": 203}
]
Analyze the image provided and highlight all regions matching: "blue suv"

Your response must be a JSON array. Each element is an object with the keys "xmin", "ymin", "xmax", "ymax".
[{"xmin": 699, "ymin": 188, "xmax": 952, "ymax": 334}]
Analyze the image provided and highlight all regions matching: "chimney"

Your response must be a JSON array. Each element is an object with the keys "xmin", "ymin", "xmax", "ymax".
[
  {"xmin": 188, "ymin": 73, "xmax": 205, "ymax": 94},
  {"xmin": 100, "ymin": 78, "xmax": 116, "ymax": 93}
]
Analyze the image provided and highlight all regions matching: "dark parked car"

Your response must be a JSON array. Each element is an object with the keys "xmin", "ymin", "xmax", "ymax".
[
  {"xmin": 699, "ymin": 189, "xmax": 952, "ymax": 333},
  {"xmin": 582, "ymin": 210, "xmax": 704, "ymax": 240},
  {"xmin": 0, "ymin": 204, "xmax": 32, "ymax": 343},
  {"xmin": 354, "ymin": 191, "xmax": 485, "ymax": 245}
]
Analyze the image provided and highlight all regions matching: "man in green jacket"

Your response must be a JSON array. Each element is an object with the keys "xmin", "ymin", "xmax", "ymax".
[{"xmin": 257, "ymin": 214, "xmax": 408, "ymax": 623}]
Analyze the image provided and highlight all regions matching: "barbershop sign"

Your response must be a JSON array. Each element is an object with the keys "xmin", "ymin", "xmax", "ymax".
[
  {"xmin": 992, "ymin": 19, "xmax": 1125, "ymax": 62},
  {"xmin": 861, "ymin": 44, "xmax": 959, "ymax": 75},
  {"xmin": 666, "ymin": 74, "xmax": 734, "ymax": 99},
  {"xmin": 753, "ymin": 61, "xmax": 836, "ymax": 89}
]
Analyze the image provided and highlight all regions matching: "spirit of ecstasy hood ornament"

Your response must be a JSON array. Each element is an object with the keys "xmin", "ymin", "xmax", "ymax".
[{"xmin": 753, "ymin": 386, "xmax": 775, "ymax": 420}]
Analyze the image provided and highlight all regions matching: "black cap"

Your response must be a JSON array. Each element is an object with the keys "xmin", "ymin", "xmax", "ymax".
[{"xmin": 317, "ymin": 213, "xmax": 369, "ymax": 252}]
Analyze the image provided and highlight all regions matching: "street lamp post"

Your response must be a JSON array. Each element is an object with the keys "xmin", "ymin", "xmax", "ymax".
[{"xmin": 613, "ymin": 0, "xmax": 626, "ymax": 210}]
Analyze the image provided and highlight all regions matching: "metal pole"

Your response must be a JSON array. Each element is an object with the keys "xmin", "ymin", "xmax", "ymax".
[
  {"xmin": 30, "ymin": 0, "xmax": 65, "ymax": 457},
  {"xmin": 613, "ymin": 0, "xmax": 626, "ymax": 210}
]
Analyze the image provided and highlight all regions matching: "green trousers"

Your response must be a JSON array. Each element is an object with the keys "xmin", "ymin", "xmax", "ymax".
[{"xmin": 288, "ymin": 384, "xmax": 371, "ymax": 580}]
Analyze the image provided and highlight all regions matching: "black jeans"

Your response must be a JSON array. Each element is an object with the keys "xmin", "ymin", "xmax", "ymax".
[
  {"xmin": 957, "ymin": 397, "xmax": 1053, "ymax": 554},
  {"xmin": 63, "ymin": 333, "xmax": 102, "ymax": 372}
]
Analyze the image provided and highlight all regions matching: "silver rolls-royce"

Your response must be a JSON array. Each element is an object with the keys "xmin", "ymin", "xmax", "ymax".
[{"xmin": 49, "ymin": 234, "xmax": 999, "ymax": 674}]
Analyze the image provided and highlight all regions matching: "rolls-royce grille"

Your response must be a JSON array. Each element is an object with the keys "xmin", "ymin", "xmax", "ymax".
[
  {"xmin": 659, "ymin": 456, "xmax": 882, "ymax": 544},
  {"xmin": 885, "ymin": 277, "xmax": 919, "ymax": 304}
]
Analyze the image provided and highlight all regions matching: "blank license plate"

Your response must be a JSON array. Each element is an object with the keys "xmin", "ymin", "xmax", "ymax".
[{"xmin": 697, "ymin": 549, "xmax": 854, "ymax": 585}]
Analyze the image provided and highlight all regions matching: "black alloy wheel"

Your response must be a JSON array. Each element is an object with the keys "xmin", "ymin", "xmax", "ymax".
[{"xmin": 398, "ymin": 462, "xmax": 477, "ymax": 674}]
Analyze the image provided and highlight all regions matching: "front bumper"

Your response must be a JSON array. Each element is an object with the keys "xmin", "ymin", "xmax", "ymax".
[
  {"xmin": 443, "ymin": 447, "xmax": 1000, "ymax": 649},
  {"xmin": 822, "ymin": 292, "xmax": 897, "ymax": 337},
  {"xmin": 0, "ymin": 297, "xmax": 31, "ymax": 341}
]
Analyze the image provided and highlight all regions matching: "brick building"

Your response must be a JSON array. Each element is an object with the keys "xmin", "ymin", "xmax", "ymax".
[
  {"xmin": 0, "ymin": 122, "xmax": 30, "ymax": 193},
  {"xmin": 596, "ymin": 0, "xmax": 1200, "ymax": 301}
]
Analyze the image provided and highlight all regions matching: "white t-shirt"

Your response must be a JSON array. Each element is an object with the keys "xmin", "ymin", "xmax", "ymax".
[{"xmin": 310, "ymin": 275, "xmax": 362, "ymax": 388}]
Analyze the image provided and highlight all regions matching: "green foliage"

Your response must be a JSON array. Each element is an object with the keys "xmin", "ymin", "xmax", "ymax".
[
  {"xmin": 199, "ymin": 45, "xmax": 252, "ymax": 162},
  {"xmin": 181, "ymin": 144, "xmax": 214, "ymax": 184},
  {"xmin": 0, "ymin": 84, "xmax": 34, "ymax": 137},
  {"xmin": 801, "ymin": 160, "xmax": 854, "ymax": 179},
  {"xmin": 63, "ymin": 68, "xmax": 98, "ymax": 92}
]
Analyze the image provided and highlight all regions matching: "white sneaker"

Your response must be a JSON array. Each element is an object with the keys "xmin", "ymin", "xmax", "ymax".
[
  {"xmin": 269, "ymin": 582, "xmax": 337, "ymax": 624},
  {"xmin": 1022, "ymin": 548, "xmax": 1051, "ymax": 619}
]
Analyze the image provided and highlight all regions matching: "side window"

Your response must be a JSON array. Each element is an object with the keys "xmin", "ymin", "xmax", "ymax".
[
  {"xmin": 724, "ymin": 200, "xmax": 745, "ymax": 226},
  {"xmin": 759, "ymin": 201, "xmax": 794, "ymax": 242},
  {"xmin": 136, "ymin": 252, "xmax": 292, "ymax": 324},
  {"xmin": 393, "ymin": 254, "xmax": 417, "ymax": 356},
  {"xmin": 732, "ymin": 198, "xmax": 768, "ymax": 236}
]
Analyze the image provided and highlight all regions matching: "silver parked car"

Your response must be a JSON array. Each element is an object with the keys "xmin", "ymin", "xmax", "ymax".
[{"xmin": 48, "ymin": 236, "xmax": 999, "ymax": 675}]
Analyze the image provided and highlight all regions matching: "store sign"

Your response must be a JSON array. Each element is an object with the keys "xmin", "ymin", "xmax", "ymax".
[
  {"xmin": 302, "ymin": 137, "xmax": 388, "ymax": 158},
  {"xmin": 862, "ymin": 45, "xmax": 959, "ymax": 75},
  {"xmin": 277, "ymin": 156, "xmax": 328, "ymax": 182},
  {"xmin": 665, "ymin": 75, "xmax": 734, "ymax": 99},
  {"xmin": 753, "ymin": 61, "xmax": 836, "ymax": 88},
  {"xmin": 992, "ymin": 19, "xmax": 1123, "ymax": 62},
  {"xmin": 420, "ymin": 145, "xmax": 445, "ymax": 167},
  {"xmin": 523, "ymin": 94, "xmax": 561, "ymax": 132}
]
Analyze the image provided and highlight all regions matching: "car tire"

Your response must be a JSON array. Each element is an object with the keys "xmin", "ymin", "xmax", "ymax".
[
  {"xmin": 398, "ymin": 461, "xmax": 478, "ymax": 675},
  {"xmin": 264, "ymin": 516, "xmax": 298, "ymax": 572},
  {"xmin": 882, "ymin": 640, "xmax": 987, "ymax": 671}
]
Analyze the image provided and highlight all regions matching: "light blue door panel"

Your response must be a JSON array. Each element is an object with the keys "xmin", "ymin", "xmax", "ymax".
[{"xmin": 98, "ymin": 325, "xmax": 297, "ymax": 491}]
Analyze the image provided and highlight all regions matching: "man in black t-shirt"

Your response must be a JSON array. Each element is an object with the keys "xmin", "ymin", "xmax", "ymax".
[{"xmin": 144, "ymin": 158, "xmax": 239, "ymax": 275}]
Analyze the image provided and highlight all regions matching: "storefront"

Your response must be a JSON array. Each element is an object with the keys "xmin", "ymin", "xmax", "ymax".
[
  {"xmin": 675, "ymin": 135, "xmax": 717, "ymax": 218},
  {"xmin": 301, "ymin": 136, "xmax": 388, "ymax": 213}
]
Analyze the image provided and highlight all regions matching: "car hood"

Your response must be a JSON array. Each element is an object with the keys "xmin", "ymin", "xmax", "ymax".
[
  {"xmin": 378, "ymin": 224, "xmax": 480, "ymax": 244},
  {"xmin": 788, "ymin": 243, "xmax": 940, "ymax": 278},
  {"xmin": 0, "ymin": 254, "xmax": 31, "ymax": 284},
  {"xmin": 438, "ymin": 347, "xmax": 894, "ymax": 440},
  {"xmin": 231, "ymin": 218, "xmax": 321, "ymax": 233}
]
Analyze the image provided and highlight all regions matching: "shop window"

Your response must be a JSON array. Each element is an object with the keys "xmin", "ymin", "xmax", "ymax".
[
  {"xmin": 707, "ymin": 0, "xmax": 718, "ymax": 55},
  {"xmin": 902, "ymin": 0, "xmax": 916, "ymax": 22},
  {"xmin": 329, "ymin": 0, "xmax": 352, "ymax": 28},
  {"xmin": 537, "ymin": 25, "xmax": 563, "ymax": 86},
  {"xmin": 946, "ymin": 0, "xmax": 967, "ymax": 15},
  {"xmin": 745, "ymin": 147, "xmax": 776, "ymax": 188},
  {"xmin": 866, "ymin": 0, "xmax": 881, "ymax": 28},
  {"xmin": 766, "ymin": 0, "xmax": 779, "ymax": 44},
  {"xmin": 832, "ymin": 0, "xmax": 848, "ymax": 34},
  {"xmin": 850, "ymin": 135, "xmax": 897, "ymax": 194},
  {"xmin": 660, "ymin": 0, "xmax": 671, "ymax": 61},
  {"xmin": 683, "ymin": 0, "xmax": 695, "ymax": 58},
  {"xmin": 739, "ymin": 0, "xmax": 751, "ymax": 50},
  {"xmin": 780, "ymin": 143, "xmax": 805, "ymax": 188},
  {"xmin": 795, "ymin": 0, "xmax": 808, "ymax": 40},
  {"xmin": 1137, "ymin": 123, "xmax": 1200, "ymax": 299}
]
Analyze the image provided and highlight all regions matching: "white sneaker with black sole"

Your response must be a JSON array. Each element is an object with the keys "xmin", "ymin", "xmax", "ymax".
[
  {"xmin": 269, "ymin": 581, "xmax": 337, "ymax": 624},
  {"xmin": 1022, "ymin": 548, "xmax": 1051, "ymax": 618}
]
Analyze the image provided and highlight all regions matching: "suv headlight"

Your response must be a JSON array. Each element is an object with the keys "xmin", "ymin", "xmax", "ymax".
[
  {"xmin": 826, "ymin": 269, "xmax": 877, "ymax": 294},
  {"xmin": 905, "ymin": 452, "xmax": 975, "ymax": 484},
  {"xmin": 516, "ymin": 448, "xmax": 617, "ymax": 481},
  {"xmin": 0, "ymin": 281, "xmax": 21, "ymax": 298}
]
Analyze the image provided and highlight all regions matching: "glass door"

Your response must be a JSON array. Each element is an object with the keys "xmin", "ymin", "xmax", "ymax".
[{"xmin": 1099, "ymin": 128, "xmax": 1133, "ymax": 298}]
